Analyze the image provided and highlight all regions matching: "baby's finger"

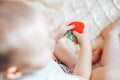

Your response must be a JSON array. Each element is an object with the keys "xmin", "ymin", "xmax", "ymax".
[
  {"xmin": 66, "ymin": 25, "xmax": 75, "ymax": 30},
  {"xmin": 73, "ymin": 31, "xmax": 82, "ymax": 38}
]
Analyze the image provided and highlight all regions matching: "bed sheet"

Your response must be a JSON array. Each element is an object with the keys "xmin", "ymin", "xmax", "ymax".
[{"xmin": 25, "ymin": 0, "xmax": 120, "ymax": 52}]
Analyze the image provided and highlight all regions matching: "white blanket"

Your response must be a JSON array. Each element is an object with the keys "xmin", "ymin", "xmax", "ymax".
[{"xmin": 25, "ymin": 0, "xmax": 120, "ymax": 51}]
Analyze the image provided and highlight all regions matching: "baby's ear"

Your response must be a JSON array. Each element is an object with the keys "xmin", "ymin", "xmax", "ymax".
[{"xmin": 4, "ymin": 66, "xmax": 22, "ymax": 79}]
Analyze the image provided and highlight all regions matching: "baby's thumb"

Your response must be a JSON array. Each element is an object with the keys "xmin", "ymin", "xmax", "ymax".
[
  {"xmin": 73, "ymin": 31, "xmax": 82, "ymax": 38},
  {"xmin": 67, "ymin": 25, "xmax": 75, "ymax": 30}
]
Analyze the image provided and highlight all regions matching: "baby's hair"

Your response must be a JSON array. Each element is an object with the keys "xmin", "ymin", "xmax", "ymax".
[{"xmin": 0, "ymin": 1, "xmax": 38, "ymax": 71}]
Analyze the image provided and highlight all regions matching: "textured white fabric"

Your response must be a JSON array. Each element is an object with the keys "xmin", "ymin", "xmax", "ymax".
[
  {"xmin": 24, "ymin": 0, "xmax": 120, "ymax": 51},
  {"xmin": 0, "ymin": 60, "xmax": 81, "ymax": 80},
  {"xmin": 18, "ymin": 59, "xmax": 80, "ymax": 80}
]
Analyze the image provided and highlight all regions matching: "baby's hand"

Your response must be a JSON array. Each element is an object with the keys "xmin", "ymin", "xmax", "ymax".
[
  {"xmin": 51, "ymin": 24, "xmax": 74, "ymax": 40},
  {"xmin": 73, "ymin": 31, "xmax": 90, "ymax": 44}
]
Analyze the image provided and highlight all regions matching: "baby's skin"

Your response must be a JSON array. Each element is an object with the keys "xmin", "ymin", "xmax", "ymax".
[{"xmin": 91, "ymin": 17, "xmax": 120, "ymax": 80}]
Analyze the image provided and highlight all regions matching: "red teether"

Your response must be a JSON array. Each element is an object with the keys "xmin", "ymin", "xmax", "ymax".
[{"xmin": 68, "ymin": 21, "xmax": 85, "ymax": 34}]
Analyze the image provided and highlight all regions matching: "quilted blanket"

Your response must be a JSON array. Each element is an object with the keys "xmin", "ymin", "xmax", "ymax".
[{"xmin": 25, "ymin": 0, "xmax": 120, "ymax": 52}]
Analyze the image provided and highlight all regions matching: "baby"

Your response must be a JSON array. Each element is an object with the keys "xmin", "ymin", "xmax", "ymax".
[
  {"xmin": 52, "ymin": 14, "xmax": 120, "ymax": 80},
  {"xmin": 0, "ymin": 1, "xmax": 92, "ymax": 80},
  {"xmin": 91, "ymin": 18, "xmax": 120, "ymax": 80}
]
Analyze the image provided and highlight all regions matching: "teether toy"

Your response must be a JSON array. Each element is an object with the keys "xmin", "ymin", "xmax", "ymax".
[{"xmin": 66, "ymin": 21, "xmax": 85, "ymax": 47}]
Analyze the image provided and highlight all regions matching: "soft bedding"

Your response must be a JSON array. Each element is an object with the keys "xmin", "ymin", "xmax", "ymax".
[{"xmin": 25, "ymin": 0, "xmax": 120, "ymax": 52}]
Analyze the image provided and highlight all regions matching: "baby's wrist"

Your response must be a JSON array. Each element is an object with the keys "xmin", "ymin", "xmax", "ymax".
[
  {"xmin": 79, "ymin": 38, "xmax": 90, "ymax": 44},
  {"xmin": 80, "ymin": 40, "xmax": 91, "ymax": 47}
]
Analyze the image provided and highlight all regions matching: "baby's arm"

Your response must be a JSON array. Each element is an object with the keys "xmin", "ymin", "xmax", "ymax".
[
  {"xmin": 54, "ymin": 40, "xmax": 77, "ymax": 72},
  {"xmin": 50, "ymin": 24, "xmax": 74, "ymax": 57},
  {"xmin": 73, "ymin": 31, "xmax": 92, "ymax": 80},
  {"xmin": 54, "ymin": 41, "xmax": 102, "ymax": 73}
]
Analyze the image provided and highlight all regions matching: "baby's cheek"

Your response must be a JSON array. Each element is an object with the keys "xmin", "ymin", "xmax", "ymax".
[{"xmin": 39, "ymin": 47, "xmax": 52, "ymax": 66}]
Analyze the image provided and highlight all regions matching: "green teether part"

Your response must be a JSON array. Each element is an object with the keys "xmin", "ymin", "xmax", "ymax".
[
  {"xmin": 66, "ymin": 30, "xmax": 77, "ymax": 41},
  {"xmin": 66, "ymin": 30, "xmax": 81, "ymax": 48}
]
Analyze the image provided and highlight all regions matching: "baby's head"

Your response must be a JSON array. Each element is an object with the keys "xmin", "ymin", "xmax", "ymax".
[{"xmin": 0, "ymin": 1, "xmax": 51, "ymax": 79}]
